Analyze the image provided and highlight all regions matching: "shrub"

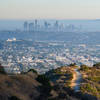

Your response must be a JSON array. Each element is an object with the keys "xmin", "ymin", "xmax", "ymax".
[
  {"xmin": 37, "ymin": 74, "xmax": 50, "ymax": 85},
  {"xmin": 9, "ymin": 96, "xmax": 21, "ymax": 100},
  {"xmin": 80, "ymin": 83, "xmax": 97, "ymax": 96},
  {"xmin": 69, "ymin": 63, "xmax": 76, "ymax": 66},
  {"xmin": 0, "ymin": 64, "xmax": 6, "ymax": 74},
  {"xmin": 28, "ymin": 69, "xmax": 38, "ymax": 74},
  {"xmin": 80, "ymin": 65, "xmax": 89, "ymax": 71},
  {"xmin": 36, "ymin": 74, "xmax": 52, "ymax": 94},
  {"xmin": 93, "ymin": 62, "xmax": 100, "ymax": 69}
]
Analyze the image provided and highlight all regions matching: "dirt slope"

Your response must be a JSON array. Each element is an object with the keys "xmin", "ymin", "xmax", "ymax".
[{"xmin": 0, "ymin": 72, "xmax": 41, "ymax": 100}]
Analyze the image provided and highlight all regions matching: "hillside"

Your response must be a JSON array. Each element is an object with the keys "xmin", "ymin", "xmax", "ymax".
[
  {"xmin": 45, "ymin": 66, "xmax": 98, "ymax": 100},
  {"xmin": 0, "ymin": 69, "xmax": 79, "ymax": 100},
  {"xmin": 0, "ymin": 71, "xmax": 41, "ymax": 100},
  {"xmin": 0, "ymin": 65, "xmax": 99, "ymax": 100},
  {"xmin": 80, "ymin": 64, "xmax": 100, "ymax": 99}
]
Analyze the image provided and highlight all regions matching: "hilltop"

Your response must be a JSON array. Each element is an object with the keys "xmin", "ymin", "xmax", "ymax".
[{"xmin": 0, "ymin": 67, "xmax": 79, "ymax": 100}]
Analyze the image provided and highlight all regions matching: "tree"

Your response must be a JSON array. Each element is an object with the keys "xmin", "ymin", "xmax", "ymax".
[
  {"xmin": 80, "ymin": 65, "xmax": 89, "ymax": 71},
  {"xmin": 9, "ymin": 96, "xmax": 21, "ymax": 100},
  {"xmin": 28, "ymin": 69, "xmax": 38, "ymax": 74},
  {"xmin": 69, "ymin": 63, "xmax": 76, "ymax": 66},
  {"xmin": 93, "ymin": 62, "xmax": 100, "ymax": 69},
  {"xmin": 36, "ymin": 74, "xmax": 52, "ymax": 95},
  {"xmin": 0, "ymin": 64, "xmax": 6, "ymax": 74}
]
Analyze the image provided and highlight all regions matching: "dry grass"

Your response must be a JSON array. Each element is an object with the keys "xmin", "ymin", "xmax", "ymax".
[{"xmin": 0, "ymin": 72, "xmax": 41, "ymax": 100}]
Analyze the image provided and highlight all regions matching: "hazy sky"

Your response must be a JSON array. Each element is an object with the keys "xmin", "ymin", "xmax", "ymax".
[{"xmin": 0, "ymin": 0, "xmax": 100, "ymax": 19}]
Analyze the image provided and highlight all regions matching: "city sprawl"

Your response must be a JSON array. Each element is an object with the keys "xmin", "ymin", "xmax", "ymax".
[{"xmin": 0, "ymin": 40, "xmax": 100, "ymax": 74}]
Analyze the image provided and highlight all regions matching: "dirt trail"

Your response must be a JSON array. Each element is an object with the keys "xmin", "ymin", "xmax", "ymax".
[
  {"xmin": 70, "ymin": 69, "xmax": 82, "ymax": 92},
  {"xmin": 70, "ymin": 70, "xmax": 77, "ymax": 87}
]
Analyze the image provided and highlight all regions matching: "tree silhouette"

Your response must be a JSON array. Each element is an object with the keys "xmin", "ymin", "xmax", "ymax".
[{"xmin": 0, "ymin": 64, "xmax": 6, "ymax": 74}]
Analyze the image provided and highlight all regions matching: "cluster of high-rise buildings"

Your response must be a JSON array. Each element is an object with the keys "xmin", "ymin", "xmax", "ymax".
[
  {"xmin": 23, "ymin": 20, "xmax": 82, "ymax": 32},
  {"xmin": 24, "ymin": 20, "xmax": 38, "ymax": 31}
]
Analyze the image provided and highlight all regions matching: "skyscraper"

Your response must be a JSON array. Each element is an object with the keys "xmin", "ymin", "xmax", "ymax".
[
  {"xmin": 24, "ymin": 21, "xmax": 28, "ymax": 31},
  {"xmin": 44, "ymin": 21, "xmax": 48, "ymax": 28},
  {"xmin": 35, "ymin": 19, "xmax": 38, "ymax": 31},
  {"xmin": 29, "ymin": 23, "xmax": 34, "ymax": 31},
  {"xmin": 54, "ymin": 21, "xmax": 59, "ymax": 32}
]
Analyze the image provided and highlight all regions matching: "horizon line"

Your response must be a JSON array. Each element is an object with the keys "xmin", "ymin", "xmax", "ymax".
[{"xmin": 0, "ymin": 18, "xmax": 100, "ymax": 21}]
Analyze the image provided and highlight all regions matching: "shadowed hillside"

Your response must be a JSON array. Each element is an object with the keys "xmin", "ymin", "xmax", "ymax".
[{"xmin": 0, "ymin": 65, "xmax": 98, "ymax": 100}]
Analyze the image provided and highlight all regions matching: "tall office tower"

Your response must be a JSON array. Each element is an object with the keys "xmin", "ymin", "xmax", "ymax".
[
  {"xmin": 24, "ymin": 21, "xmax": 28, "ymax": 31},
  {"xmin": 68, "ymin": 24, "xmax": 75, "ymax": 31},
  {"xmin": 35, "ymin": 19, "xmax": 38, "ymax": 25},
  {"xmin": 54, "ymin": 20, "xmax": 59, "ymax": 31},
  {"xmin": 44, "ymin": 21, "xmax": 48, "ymax": 31},
  {"xmin": 59, "ymin": 24, "xmax": 64, "ymax": 32},
  {"xmin": 55, "ymin": 21, "xmax": 59, "ymax": 28},
  {"xmin": 29, "ymin": 23, "xmax": 34, "ymax": 31},
  {"xmin": 44, "ymin": 21, "xmax": 48, "ymax": 28},
  {"xmin": 35, "ymin": 19, "xmax": 38, "ymax": 31}
]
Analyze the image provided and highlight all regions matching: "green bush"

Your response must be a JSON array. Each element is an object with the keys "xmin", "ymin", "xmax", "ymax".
[
  {"xmin": 80, "ymin": 83, "xmax": 97, "ymax": 96},
  {"xmin": 69, "ymin": 63, "xmax": 76, "ymax": 66},
  {"xmin": 69, "ymin": 73, "xmax": 73, "ymax": 80},
  {"xmin": 80, "ymin": 65, "xmax": 89, "ymax": 71},
  {"xmin": 36, "ymin": 74, "xmax": 52, "ymax": 94},
  {"xmin": 28, "ymin": 69, "xmax": 38, "ymax": 74},
  {"xmin": 0, "ymin": 64, "xmax": 6, "ymax": 74},
  {"xmin": 93, "ymin": 62, "xmax": 100, "ymax": 69},
  {"xmin": 9, "ymin": 96, "xmax": 21, "ymax": 100},
  {"xmin": 37, "ymin": 74, "xmax": 50, "ymax": 85}
]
